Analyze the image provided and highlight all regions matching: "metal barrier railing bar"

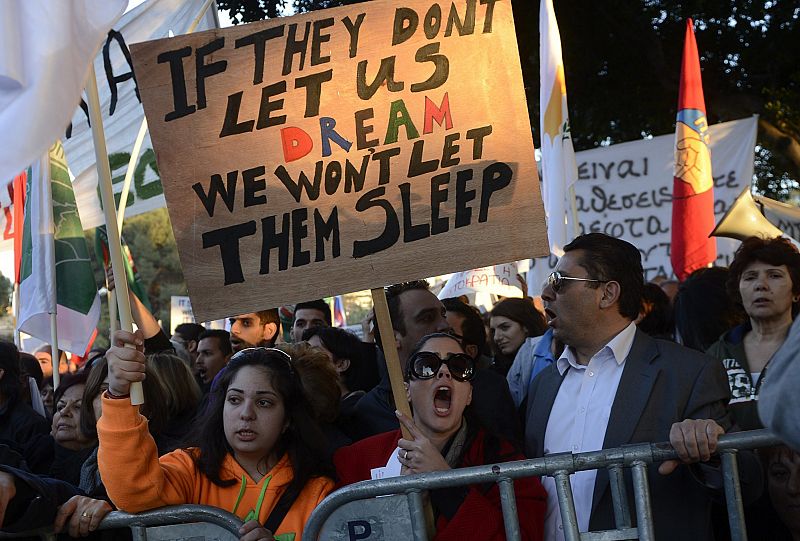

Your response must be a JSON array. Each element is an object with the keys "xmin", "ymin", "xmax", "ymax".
[
  {"xmin": 0, "ymin": 504, "xmax": 243, "ymax": 541},
  {"xmin": 0, "ymin": 431, "xmax": 782, "ymax": 541},
  {"xmin": 303, "ymin": 429, "xmax": 782, "ymax": 541}
]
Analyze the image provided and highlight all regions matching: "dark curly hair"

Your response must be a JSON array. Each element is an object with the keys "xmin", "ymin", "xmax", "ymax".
[
  {"xmin": 189, "ymin": 344, "xmax": 335, "ymax": 498},
  {"xmin": 726, "ymin": 236, "xmax": 800, "ymax": 316}
]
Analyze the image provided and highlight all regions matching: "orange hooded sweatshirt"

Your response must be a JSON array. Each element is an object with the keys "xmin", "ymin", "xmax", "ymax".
[{"xmin": 97, "ymin": 395, "xmax": 333, "ymax": 540}]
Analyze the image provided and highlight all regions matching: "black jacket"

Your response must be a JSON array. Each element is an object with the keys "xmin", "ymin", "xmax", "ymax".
[{"xmin": 0, "ymin": 445, "xmax": 81, "ymax": 534}]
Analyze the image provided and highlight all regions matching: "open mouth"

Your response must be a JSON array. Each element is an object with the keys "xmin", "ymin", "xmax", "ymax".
[
  {"xmin": 236, "ymin": 429, "xmax": 257, "ymax": 441},
  {"xmin": 197, "ymin": 368, "xmax": 207, "ymax": 381},
  {"xmin": 434, "ymin": 386, "xmax": 452, "ymax": 415},
  {"xmin": 544, "ymin": 308, "xmax": 557, "ymax": 323}
]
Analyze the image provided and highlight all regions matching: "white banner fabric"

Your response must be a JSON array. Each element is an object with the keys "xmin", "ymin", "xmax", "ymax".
[
  {"xmin": 63, "ymin": 0, "xmax": 219, "ymax": 232},
  {"xmin": 0, "ymin": 0, "xmax": 218, "ymax": 251},
  {"xmin": 529, "ymin": 116, "xmax": 759, "ymax": 293}
]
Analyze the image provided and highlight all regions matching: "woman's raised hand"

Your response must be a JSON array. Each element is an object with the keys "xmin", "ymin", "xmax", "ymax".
[
  {"xmin": 396, "ymin": 411, "xmax": 451, "ymax": 475},
  {"xmin": 106, "ymin": 329, "xmax": 146, "ymax": 397}
]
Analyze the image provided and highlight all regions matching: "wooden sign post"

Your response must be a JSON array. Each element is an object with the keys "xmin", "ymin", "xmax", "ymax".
[{"xmin": 370, "ymin": 287, "xmax": 413, "ymax": 439}]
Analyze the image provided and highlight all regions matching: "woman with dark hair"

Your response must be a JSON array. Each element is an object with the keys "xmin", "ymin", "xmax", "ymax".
[
  {"xmin": 335, "ymin": 333, "xmax": 546, "ymax": 541},
  {"xmin": 674, "ymin": 267, "xmax": 746, "ymax": 352},
  {"xmin": 81, "ymin": 356, "xmax": 172, "ymax": 449},
  {"xmin": 47, "ymin": 372, "xmax": 98, "ymax": 484},
  {"xmin": 636, "ymin": 283, "xmax": 674, "ymax": 340},
  {"xmin": 78, "ymin": 354, "xmax": 174, "ymax": 501},
  {"xmin": 489, "ymin": 297, "xmax": 547, "ymax": 376},
  {"xmin": 0, "ymin": 341, "xmax": 49, "ymax": 452},
  {"xmin": 302, "ymin": 326, "xmax": 366, "ymax": 396},
  {"xmin": 98, "ymin": 330, "xmax": 336, "ymax": 541},
  {"xmin": 146, "ymin": 352, "xmax": 202, "ymax": 450},
  {"xmin": 302, "ymin": 326, "xmax": 369, "ymax": 447},
  {"xmin": 707, "ymin": 236, "xmax": 800, "ymax": 430}
]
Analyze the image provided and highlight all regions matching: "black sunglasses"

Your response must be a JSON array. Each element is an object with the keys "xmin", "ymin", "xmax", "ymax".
[
  {"xmin": 546, "ymin": 270, "xmax": 608, "ymax": 294},
  {"xmin": 407, "ymin": 351, "xmax": 476, "ymax": 382}
]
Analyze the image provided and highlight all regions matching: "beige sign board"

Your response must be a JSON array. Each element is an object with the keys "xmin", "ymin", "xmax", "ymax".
[{"xmin": 130, "ymin": 0, "xmax": 547, "ymax": 322}]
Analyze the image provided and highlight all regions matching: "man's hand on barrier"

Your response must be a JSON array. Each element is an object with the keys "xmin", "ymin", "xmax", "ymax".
[
  {"xmin": 54, "ymin": 495, "xmax": 112, "ymax": 537},
  {"xmin": 106, "ymin": 329, "xmax": 146, "ymax": 397},
  {"xmin": 658, "ymin": 419, "xmax": 725, "ymax": 475},
  {"xmin": 0, "ymin": 471, "xmax": 16, "ymax": 527},
  {"xmin": 238, "ymin": 518, "xmax": 273, "ymax": 541},
  {"xmin": 396, "ymin": 411, "xmax": 451, "ymax": 475}
]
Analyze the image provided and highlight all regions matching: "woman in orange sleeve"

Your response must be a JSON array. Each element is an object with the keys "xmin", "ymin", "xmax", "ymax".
[{"xmin": 98, "ymin": 331, "xmax": 338, "ymax": 541}]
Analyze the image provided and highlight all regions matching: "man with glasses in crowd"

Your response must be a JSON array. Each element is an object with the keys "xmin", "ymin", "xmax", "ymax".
[{"xmin": 524, "ymin": 232, "xmax": 760, "ymax": 541}]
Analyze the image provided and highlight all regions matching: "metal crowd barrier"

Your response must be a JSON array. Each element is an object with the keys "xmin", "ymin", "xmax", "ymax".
[
  {"xmin": 303, "ymin": 429, "xmax": 782, "ymax": 541},
  {"xmin": 0, "ymin": 504, "xmax": 243, "ymax": 541}
]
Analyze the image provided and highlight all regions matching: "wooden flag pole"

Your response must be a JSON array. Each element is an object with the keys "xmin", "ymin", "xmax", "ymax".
[
  {"xmin": 568, "ymin": 184, "xmax": 580, "ymax": 240},
  {"xmin": 115, "ymin": 0, "xmax": 214, "ymax": 229},
  {"xmin": 370, "ymin": 287, "xmax": 413, "ymax": 440},
  {"xmin": 12, "ymin": 284, "xmax": 20, "ymax": 348},
  {"xmin": 42, "ymin": 152, "xmax": 60, "ymax": 390},
  {"xmin": 116, "ymin": 118, "xmax": 147, "ymax": 230},
  {"xmin": 108, "ymin": 284, "xmax": 119, "ymax": 335},
  {"xmin": 86, "ymin": 64, "xmax": 143, "ymax": 405}
]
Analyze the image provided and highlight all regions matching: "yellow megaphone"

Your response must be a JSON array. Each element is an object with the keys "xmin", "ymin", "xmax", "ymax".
[{"xmin": 710, "ymin": 187, "xmax": 785, "ymax": 241}]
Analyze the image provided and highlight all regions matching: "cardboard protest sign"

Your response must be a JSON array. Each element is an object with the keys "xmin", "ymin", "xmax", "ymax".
[{"xmin": 130, "ymin": 0, "xmax": 546, "ymax": 322}]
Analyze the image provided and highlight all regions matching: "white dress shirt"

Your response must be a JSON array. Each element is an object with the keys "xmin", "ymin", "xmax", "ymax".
[{"xmin": 542, "ymin": 322, "xmax": 637, "ymax": 541}]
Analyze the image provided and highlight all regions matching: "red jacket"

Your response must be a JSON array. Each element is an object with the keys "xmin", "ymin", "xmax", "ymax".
[{"xmin": 334, "ymin": 429, "xmax": 546, "ymax": 541}]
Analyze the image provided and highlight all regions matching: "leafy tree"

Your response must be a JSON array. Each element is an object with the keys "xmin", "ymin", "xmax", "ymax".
[
  {"xmin": 85, "ymin": 208, "xmax": 188, "ymax": 348},
  {"xmin": 218, "ymin": 0, "xmax": 800, "ymax": 200}
]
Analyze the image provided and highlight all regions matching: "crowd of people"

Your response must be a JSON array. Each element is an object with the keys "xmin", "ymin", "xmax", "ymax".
[{"xmin": 0, "ymin": 232, "xmax": 798, "ymax": 540}]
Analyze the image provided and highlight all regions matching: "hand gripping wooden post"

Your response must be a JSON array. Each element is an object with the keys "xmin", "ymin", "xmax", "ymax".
[
  {"xmin": 370, "ymin": 287, "xmax": 413, "ymax": 440},
  {"xmin": 86, "ymin": 64, "xmax": 144, "ymax": 405}
]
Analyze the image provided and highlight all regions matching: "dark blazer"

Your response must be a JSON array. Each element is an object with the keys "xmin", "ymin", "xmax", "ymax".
[{"xmin": 524, "ymin": 329, "xmax": 760, "ymax": 540}]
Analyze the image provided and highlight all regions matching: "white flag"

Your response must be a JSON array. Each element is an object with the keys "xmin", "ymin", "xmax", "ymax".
[
  {"xmin": 64, "ymin": 0, "xmax": 220, "ymax": 231},
  {"xmin": 0, "ymin": 0, "xmax": 127, "ymax": 184},
  {"xmin": 540, "ymin": 0, "xmax": 579, "ymax": 256},
  {"xmin": 18, "ymin": 143, "xmax": 101, "ymax": 355}
]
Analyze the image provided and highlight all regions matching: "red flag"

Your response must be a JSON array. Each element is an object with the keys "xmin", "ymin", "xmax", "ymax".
[
  {"xmin": 671, "ymin": 19, "xmax": 717, "ymax": 281},
  {"xmin": 12, "ymin": 171, "xmax": 27, "ymax": 285}
]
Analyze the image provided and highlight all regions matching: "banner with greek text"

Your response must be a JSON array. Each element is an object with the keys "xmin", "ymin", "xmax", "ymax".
[{"xmin": 529, "ymin": 116, "xmax": 758, "ymax": 292}]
